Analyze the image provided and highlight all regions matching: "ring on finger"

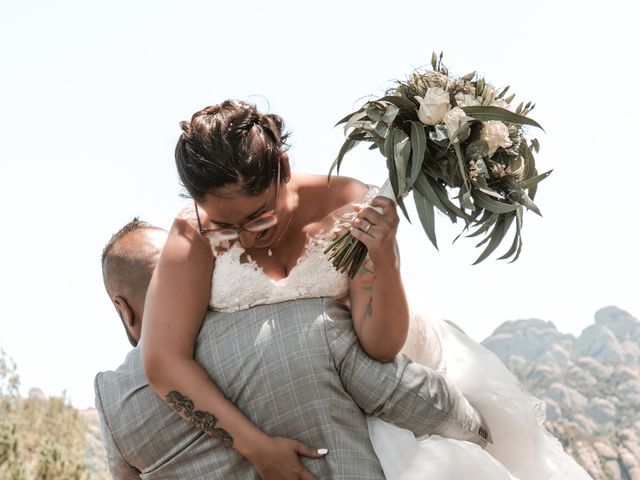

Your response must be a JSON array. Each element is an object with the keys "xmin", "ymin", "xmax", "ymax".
[{"xmin": 364, "ymin": 222, "xmax": 372, "ymax": 233}]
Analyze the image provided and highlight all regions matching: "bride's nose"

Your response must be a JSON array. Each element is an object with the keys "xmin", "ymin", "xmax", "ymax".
[{"xmin": 238, "ymin": 229, "xmax": 259, "ymax": 249}]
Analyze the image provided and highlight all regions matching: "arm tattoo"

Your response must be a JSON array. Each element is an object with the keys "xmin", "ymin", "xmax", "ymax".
[
  {"xmin": 356, "ymin": 263, "xmax": 375, "ymax": 321},
  {"xmin": 357, "ymin": 262, "xmax": 375, "ymax": 293},
  {"xmin": 165, "ymin": 391, "xmax": 234, "ymax": 447}
]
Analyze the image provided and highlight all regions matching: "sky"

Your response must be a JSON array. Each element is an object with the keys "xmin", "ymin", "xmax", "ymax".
[{"xmin": 1, "ymin": 0, "xmax": 638, "ymax": 409}]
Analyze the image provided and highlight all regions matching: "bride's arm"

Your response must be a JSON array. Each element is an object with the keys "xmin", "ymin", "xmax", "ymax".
[
  {"xmin": 348, "ymin": 197, "xmax": 410, "ymax": 362},
  {"xmin": 141, "ymin": 217, "xmax": 324, "ymax": 479},
  {"xmin": 141, "ymin": 217, "xmax": 259, "ymax": 451}
]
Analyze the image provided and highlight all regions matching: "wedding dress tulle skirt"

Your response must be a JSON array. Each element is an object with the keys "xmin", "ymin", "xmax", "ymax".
[{"xmin": 366, "ymin": 279, "xmax": 592, "ymax": 480}]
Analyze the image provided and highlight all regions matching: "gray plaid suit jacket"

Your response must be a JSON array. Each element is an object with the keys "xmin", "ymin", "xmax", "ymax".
[{"xmin": 95, "ymin": 298, "xmax": 489, "ymax": 479}]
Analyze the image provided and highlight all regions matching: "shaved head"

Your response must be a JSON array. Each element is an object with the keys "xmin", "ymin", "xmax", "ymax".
[{"xmin": 102, "ymin": 218, "xmax": 167, "ymax": 346}]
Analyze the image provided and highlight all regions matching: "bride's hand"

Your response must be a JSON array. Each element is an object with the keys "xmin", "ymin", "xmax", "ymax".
[
  {"xmin": 245, "ymin": 433, "xmax": 327, "ymax": 480},
  {"xmin": 350, "ymin": 196, "xmax": 400, "ymax": 271}
]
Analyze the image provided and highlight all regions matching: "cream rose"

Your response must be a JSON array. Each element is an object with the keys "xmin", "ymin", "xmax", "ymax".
[
  {"xmin": 415, "ymin": 87, "xmax": 450, "ymax": 125},
  {"xmin": 442, "ymin": 107, "xmax": 469, "ymax": 143},
  {"xmin": 480, "ymin": 120, "xmax": 512, "ymax": 156}
]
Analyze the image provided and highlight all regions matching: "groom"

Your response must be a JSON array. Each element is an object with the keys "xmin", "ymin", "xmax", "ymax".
[{"xmin": 96, "ymin": 219, "xmax": 490, "ymax": 479}]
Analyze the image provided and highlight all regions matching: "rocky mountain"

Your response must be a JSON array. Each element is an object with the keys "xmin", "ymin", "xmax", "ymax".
[{"xmin": 482, "ymin": 306, "xmax": 640, "ymax": 480}]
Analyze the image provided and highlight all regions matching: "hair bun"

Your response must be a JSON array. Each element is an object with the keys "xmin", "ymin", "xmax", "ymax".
[{"xmin": 179, "ymin": 120, "xmax": 193, "ymax": 137}]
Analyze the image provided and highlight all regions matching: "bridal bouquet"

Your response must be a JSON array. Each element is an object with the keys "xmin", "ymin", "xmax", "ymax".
[{"xmin": 325, "ymin": 53, "xmax": 549, "ymax": 277}]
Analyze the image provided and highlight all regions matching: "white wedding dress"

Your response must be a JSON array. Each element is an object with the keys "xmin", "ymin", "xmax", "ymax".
[{"xmin": 193, "ymin": 185, "xmax": 592, "ymax": 480}]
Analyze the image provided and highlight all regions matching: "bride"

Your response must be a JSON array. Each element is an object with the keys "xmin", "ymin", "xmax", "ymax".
[{"xmin": 141, "ymin": 100, "xmax": 591, "ymax": 479}]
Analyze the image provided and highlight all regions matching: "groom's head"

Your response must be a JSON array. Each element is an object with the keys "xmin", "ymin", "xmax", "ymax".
[{"xmin": 102, "ymin": 218, "xmax": 167, "ymax": 347}]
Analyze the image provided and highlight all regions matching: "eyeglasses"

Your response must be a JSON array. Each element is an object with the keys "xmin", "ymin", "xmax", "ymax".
[{"xmin": 194, "ymin": 162, "xmax": 281, "ymax": 242}]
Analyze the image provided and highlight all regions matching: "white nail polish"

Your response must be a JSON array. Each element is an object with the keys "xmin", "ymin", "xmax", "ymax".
[{"xmin": 317, "ymin": 448, "xmax": 328, "ymax": 455}]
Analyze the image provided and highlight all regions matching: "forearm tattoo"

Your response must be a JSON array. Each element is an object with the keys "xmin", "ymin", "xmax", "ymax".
[
  {"xmin": 165, "ymin": 391, "xmax": 234, "ymax": 447},
  {"xmin": 357, "ymin": 263, "xmax": 375, "ymax": 319},
  {"xmin": 357, "ymin": 262, "xmax": 375, "ymax": 293}
]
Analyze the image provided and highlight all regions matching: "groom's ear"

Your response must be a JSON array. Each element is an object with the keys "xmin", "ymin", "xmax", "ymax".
[{"xmin": 113, "ymin": 295, "xmax": 138, "ymax": 347}]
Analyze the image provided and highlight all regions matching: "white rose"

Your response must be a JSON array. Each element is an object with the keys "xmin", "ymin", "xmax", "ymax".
[
  {"xmin": 415, "ymin": 87, "xmax": 450, "ymax": 125},
  {"xmin": 454, "ymin": 92, "xmax": 480, "ymax": 107},
  {"xmin": 442, "ymin": 107, "xmax": 469, "ymax": 143},
  {"xmin": 480, "ymin": 120, "xmax": 512, "ymax": 156}
]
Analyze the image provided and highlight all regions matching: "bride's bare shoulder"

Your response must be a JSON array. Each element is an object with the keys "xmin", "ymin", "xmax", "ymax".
[{"xmin": 298, "ymin": 174, "xmax": 370, "ymax": 216}]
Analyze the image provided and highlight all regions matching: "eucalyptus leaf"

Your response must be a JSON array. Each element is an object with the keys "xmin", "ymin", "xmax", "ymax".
[
  {"xmin": 519, "ymin": 192, "xmax": 542, "ymax": 216},
  {"xmin": 474, "ymin": 184, "xmax": 505, "ymax": 199},
  {"xmin": 472, "ymin": 213, "xmax": 515, "ymax": 265},
  {"xmin": 344, "ymin": 120, "xmax": 370, "ymax": 134},
  {"xmin": 529, "ymin": 168, "xmax": 541, "ymax": 199},
  {"xmin": 343, "ymin": 110, "xmax": 369, "ymax": 132},
  {"xmin": 409, "ymin": 121, "xmax": 426, "ymax": 188},
  {"xmin": 497, "ymin": 85, "xmax": 510, "ymax": 99},
  {"xmin": 521, "ymin": 169, "xmax": 552, "ymax": 190},
  {"xmin": 475, "ymin": 158, "xmax": 490, "ymax": 178},
  {"xmin": 347, "ymin": 131, "xmax": 370, "ymax": 141},
  {"xmin": 472, "ymin": 191, "xmax": 520, "ymax": 213},
  {"xmin": 414, "ymin": 172, "xmax": 448, "ymax": 218},
  {"xmin": 385, "ymin": 134, "xmax": 400, "ymax": 196},
  {"xmin": 396, "ymin": 195, "xmax": 411, "ymax": 223},
  {"xmin": 453, "ymin": 143, "xmax": 471, "ymax": 195},
  {"xmin": 531, "ymin": 138, "xmax": 540, "ymax": 153},
  {"xmin": 365, "ymin": 102, "xmax": 385, "ymax": 122},
  {"xmin": 460, "ymin": 187, "xmax": 474, "ymax": 211},
  {"xmin": 461, "ymin": 106, "xmax": 544, "ymax": 130},
  {"xmin": 328, "ymin": 138, "xmax": 356, "ymax": 179},
  {"xmin": 471, "ymin": 206, "xmax": 495, "ymax": 226},
  {"xmin": 509, "ymin": 209, "xmax": 524, "ymax": 263},
  {"xmin": 465, "ymin": 139, "xmax": 489, "ymax": 162},
  {"xmin": 386, "ymin": 154, "xmax": 405, "ymax": 220},
  {"xmin": 414, "ymin": 188, "xmax": 438, "ymax": 249},
  {"xmin": 429, "ymin": 176, "xmax": 469, "ymax": 221},
  {"xmin": 520, "ymin": 142, "xmax": 537, "ymax": 181},
  {"xmin": 446, "ymin": 117, "xmax": 473, "ymax": 147},
  {"xmin": 498, "ymin": 209, "xmax": 522, "ymax": 260},
  {"xmin": 429, "ymin": 125, "xmax": 448, "ymax": 143},
  {"xmin": 466, "ymin": 213, "xmax": 498, "ymax": 238},
  {"xmin": 372, "ymin": 121, "xmax": 389, "ymax": 139},
  {"xmin": 393, "ymin": 129, "xmax": 411, "ymax": 194},
  {"xmin": 382, "ymin": 104, "xmax": 400, "ymax": 124},
  {"xmin": 378, "ymin": 95, "xmax": 419, "ymax": 114},
  {"xmin": 335, "ymin": 107, "xmax": 365, "ymax": 127},
  {"xmin": 461, "ymin": 71, "xmax": 476, "ymax": 81}
]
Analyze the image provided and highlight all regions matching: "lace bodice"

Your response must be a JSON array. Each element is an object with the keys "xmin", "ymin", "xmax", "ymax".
[{"xmin": 182, "ymin": 184, "xmax": 380, "ymax": 312}]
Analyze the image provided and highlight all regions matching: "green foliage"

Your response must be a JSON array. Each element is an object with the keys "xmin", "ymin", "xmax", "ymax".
[
  {"xmin": 0, "ymin": 349, "xmax": 108, "ymax": 480},
  {"xmin": 329, "ymin": 53, "xmax": 550, "ymax": 274},
  {"xmin": 0, "ymin": 348, "xmax": 20, "ymax": 398}
]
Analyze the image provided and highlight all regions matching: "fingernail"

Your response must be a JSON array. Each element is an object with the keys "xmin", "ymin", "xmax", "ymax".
[{"xmin": 317, "ymin": 448, "xmax": 328, "ymax": 455}]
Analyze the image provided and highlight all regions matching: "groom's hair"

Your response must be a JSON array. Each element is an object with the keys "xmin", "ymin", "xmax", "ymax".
[{"xmin": 101, "ymin": 218, "xmax": 164, "ymax": 311}]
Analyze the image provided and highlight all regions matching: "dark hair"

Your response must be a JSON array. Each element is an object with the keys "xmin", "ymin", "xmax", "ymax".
[{"xmin": 175, "ymin": 100, "xmax": 290, "ymax": 202}]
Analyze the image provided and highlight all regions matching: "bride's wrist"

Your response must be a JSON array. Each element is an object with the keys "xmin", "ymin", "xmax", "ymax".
[
  {"xmin": 369, "ymin": 254, "xmax": 400, "ymax": 275},
  {"xmin": 234, "ymin": 428, "xmax": 270, "ymax": 460}
]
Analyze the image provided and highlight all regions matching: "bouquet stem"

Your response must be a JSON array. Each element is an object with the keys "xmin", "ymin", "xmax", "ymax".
[{"xmin": 324, "ymin": 179, "xmax": 396, "ymax": 278}]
